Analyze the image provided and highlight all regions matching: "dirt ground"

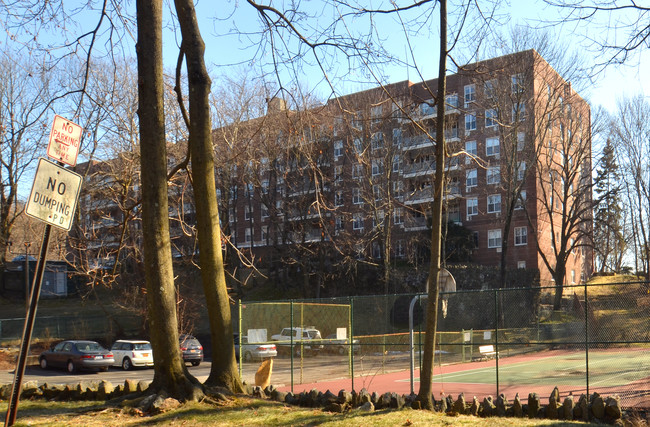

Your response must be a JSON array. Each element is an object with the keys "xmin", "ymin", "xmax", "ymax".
[{"xmin": 0, "ymin": 342, "xmax": 51, "ymax": 371}]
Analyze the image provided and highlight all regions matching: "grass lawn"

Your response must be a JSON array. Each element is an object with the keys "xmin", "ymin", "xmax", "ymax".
[{"xmin": 0, "ymin": 396, "xmax": 602, "ymax": 426}]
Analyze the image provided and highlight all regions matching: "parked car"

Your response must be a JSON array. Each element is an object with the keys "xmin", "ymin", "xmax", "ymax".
[
  {"xmin": 271, "ymin": 327, "xmax": 323, "ymax": 356},
  {"xmin": 179, "ymin": 334, "xmax": 203, "ymax": 366},
  {"xmin": 324, "ymin": 334, "xmax": 360, "ymax": 355},
  {"xmin": 39, "ymin": 340, "xmax": 114, "ymax": 373},
  {"xmin": 110, "ymin": 340, "xmax": 154, "ymax": 370},
  {"xmin": 234, "ymin": 334, "xmax": 277, "ymax": 362}
]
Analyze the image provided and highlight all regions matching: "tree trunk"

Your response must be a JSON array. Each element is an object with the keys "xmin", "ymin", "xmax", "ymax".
[
  {"xmin": 136, "ymin": 0, "xmax": 202, "ymax": 399},
  {"xmin": 552, "ymin": 262, "xmax": 566, "ymax": 310},
  {"xmin": 416, "ymin": 0, "xmax": 446, "ymax": 410},
  {"xmin": 174, "ymin": 0, "xmax": 243, "ymax": 392}
]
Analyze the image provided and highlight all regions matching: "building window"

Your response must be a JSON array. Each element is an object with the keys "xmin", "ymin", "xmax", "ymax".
[
  {"xmin": 245, "ymin": 228, "xmax": 252, "ymax": 243},
  {"xmin": 420, "ymin": 99, "xmax": 435, "ymax": 116},
  {"xmin": 372, "ymin": 241, "xmax": 381, "ymax": 258},
  {"xmin": 372, "ymin": 158, "xmax": 384, "ymax": 176},
  {"xmin": 465, "ymin": 114, "xmax": 477, "ymax": 131},
  {"xmin": 515, "ymin": 190, "xmax": 526, "ymax": 210},
  {"xmin": 371, "ymin": 105, "xmax": 383, "ymax": 124},
  {"xmin": 514, "ymin": 226, "xmax": 528, "ymax": 246},
  {"xmin": 335, "ymin": 216, "xmax": 344, "ymax": 230},
  {"xmin": 487, "ymin": 194, "xmax": 501, "ymax": 213},
  {"xmin": 517, "ymin": 132, "xmax": 525, "ymax": 151},
  {"xmin": 353, "ymin": 138, "xmax": 363, "ymax": 153},
  {"xmin": 393, "ymin": 180, "xmax": 404, "ymax": 200},
  {"xmin": 472, "ymin": 231, "xmax": 479, "ymax": 249},
  {"xmin": 488, "ymin": 229, "xmax": 502, "ymax": 248},
  {"xmin": 467, "ymin": 197, "xmax": 478, "ymax": 216},
  {"xmin": 352, "ymin": 188, "xmax": 363, "ymax": 205},
  {"xmin": 485, "ymin": 109, "xmax": 497, "ymax": 128},
  {"xmin": 261, "ymin": 205, "xmax": 269, "ymax": 218},
  {"xmin": 487, "ymin": 166, "xmax": 501, "ymax": 185},
  {"xmin": 511, "ymin": 73, "xmax": 525, "ymax": 94},
  {"xmin": 465, "ymin": 140, "xmax": 477, "ymax": 164},
  {"xmin": 518, "ymin": 161, "xmax": 526, "ymax": 181},
  {"xmin": 571, "ymin": 270, "xmax": 576, "ymax": 284},
  {"xmin": 394, "ymin": 207, "xmax": 404, "ymax": 224},
  {"xmin": 371, "ymin": 132, "xmax": 384, "ymax": 150},
  {"xmin": 466, "ymin": 169, "xmax": 478, "ymax": 188},
  {"xmin": 396, "ymin": 240, "xmax": 405, "ymax": 258},
  {"xmin": 334, "ymin": 165, "xmax": 343, "ymax": 182},
  {"xmin": 392, "ymin": 128, "xmax": 402, "ymax": 146},
  {"xmin": 518, "ymin": 261, "xmax": 526, "ymax": 269},
  {"xmin": 335, "ymin": 191, "xmax": 344, "ymax": 207},
  {"xmin": 486, "ymin": 137, "xmax": 500, "ymax": 157},
  {"xmin": 512, "ymin": 102, "xmax": 526, "ymax": 121},
  {"xmin": 261, "ymin": 226, "xmax": 269, "ymax": 241},
  {"xmin": 352, "ymin": 163, "xmax": 363, "ymax": 179},
  {"xmin": 334, "ymin": 140, "xmax": 343, "ymax": 158},
  {"xmin": 352, "ymin": 213, "xmax": 364, "ymax": 230},
  {"xmin": 392, "ymin": 154, "xmax": 401, "ymax": 172},
  {"xmin": 446, "ymin": 94, "xmax": 458, "ymax": 108},
  {"xmin": 373, "ymin": 184, "xmax": 382, "ymax": 201},
  {"xmin": 245, "ymin": 205, "xmax": 253, "ymax": 220},
  {"xmin": 464, "ymin": 84, "xmax": 476, "ymax": 107},
  {"xmin": 485, "ymin": 79, "xmax": 497, "ymax": 98}
]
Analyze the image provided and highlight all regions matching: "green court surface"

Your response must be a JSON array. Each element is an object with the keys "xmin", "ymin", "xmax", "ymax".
[{"xmin": 413, "ymin": 348, "xmax": 650, "ymax": 387}]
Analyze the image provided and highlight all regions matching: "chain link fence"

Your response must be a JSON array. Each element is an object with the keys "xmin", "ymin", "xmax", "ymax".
[{"xmin": 238, "ymin": 281, "xmax": 650, "ymax": 409}]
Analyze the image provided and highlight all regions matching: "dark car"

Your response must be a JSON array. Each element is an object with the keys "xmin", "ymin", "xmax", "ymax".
[
  {"xmin": 179, "ymin": 334, "xmax": 203, "ymax": 366},
  {"xmin": 39, "ymin": 340, "xmax": 114, "ymax": 373}
]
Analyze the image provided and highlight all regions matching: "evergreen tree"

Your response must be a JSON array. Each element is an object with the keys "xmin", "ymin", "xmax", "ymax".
[{"xmin": 593, "ymin": 138, "xmax": 624, "ymax": 272}]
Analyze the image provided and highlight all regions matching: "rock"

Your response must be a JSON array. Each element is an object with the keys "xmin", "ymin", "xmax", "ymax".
[
  {"xmin": 605, "ymin": 395, "xmax": 621, "ymax": 420},
  {"xmin": 359, "ymin": 389, "xmax": 371, "ymax": 404},
  {"xmin": 527, "ymin": 393, "xmax": 540, "ymax": 418},
  {"xmin": 411, "ymin": 400, "xmax": 421, "ymax": 410},
  {"xmin": 496, "ymin": 393, "xmax": 508, "ymax": 417},
  {"xmin": 284, "ymin": 392, "xmax": 297, "ymax": 405},
  {"xmin": 371, "ymin": 391, "xmax": 379, "ymax": 404},
  {"xmin": 124, "ymin": 379, "xmax": 138, "ymax": 394},
  {"xmin": 97, "ymin": 380, "xmax": 114, "ymax": 400},
  {"xmin": 322, "ymin": 390, "xmax": 337, "ymax": 405},
  {"xmin": 469, "ymin": 396, "xmax": 479, "ymax": 416},
  {"xmin": 137, "ymin": 394, "xmax": 157, "ymax": 412},
  {"xmin": 324, "ymin": 402, "xmax": 347, "ymax": 413},
  {"xmin": 576, "ymin": 394, "xmax": 589, "ymax": 422},
  {"xmin": 270, "ymin": 389, "xmax": 287, "ymax": 403},
  {"xmin": 549, "ymin": 386, "xmax": 560, "ymax": 405},
  {"xmin": 358, "ymin": 401, "xmax": 374, "ymax": 412},
  {"xmin": 151, "ymin": 397, "xmax": 181, "ymax": 414},
  {"xmin": 136, "ymin": 380, "xmax": 150, "ymax": 393},
  {"xmin": 389, "ymin": 393, "xmax": 405, "ymax": 409},
  {"xmin": 337, "ymin": 389, "xmax": 351, "ymax": 404},
  {"xmin": 252, "ymin": 386, "xmax": 266, "ymax": 399},
  {"xmin": 0, "ymin": 384, "xmax": 12, "ymax": 400},
  {"xmin": 451, "ymin": 393, "xmax": 466, "ymax": 414},
  {"xmin": 563, "ymin": 394, "xmax": 574, "ymax": 420},
  {"xmin": 480, "ymin": 396, "xmax": 496, "ymax": 417},
  {"xmin": 378, "ymin": 392, "xmax": 392, "ymax": 409},
  {"xmin": 591, "ymin": 392, "xmax": 605, "ymax": 420},
  {"xmin": 21, "ymin": 380, "xmax": 41, "ymax": 399},
  {"xmin": 512, "ymin": 394, "xmax": 523, "ymax": 418},
  {"xmin": 41, "ymin": 383, "xmax": 65, "ymax": 400},
  {"xmin": 308, "ymin": 389, "xmax": 319, "ymax": 407}
]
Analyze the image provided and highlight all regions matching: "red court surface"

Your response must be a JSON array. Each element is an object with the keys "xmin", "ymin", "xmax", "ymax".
[{"xmin": 277, "ymin": 350, "xmax": 650, "ymax": 409}]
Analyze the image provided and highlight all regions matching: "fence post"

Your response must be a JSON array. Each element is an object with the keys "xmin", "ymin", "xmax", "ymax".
[
  {"xmin": 584, "ymin": 281, "xmax": 589, "ymax": 397},
  {"xmin": 290, "ymin": 300, "xmax": 294, "ymax": 394},
  {"xmin": 238, "ymin": 300, "xmax": 242, "ymax": 381},
  {"xmin": 494, "ymin": 288, "xmax": 499, "ymax": 396},
  {"xmin": 350, "ymin": 296, "xmax": 354, "ymax": 392}
]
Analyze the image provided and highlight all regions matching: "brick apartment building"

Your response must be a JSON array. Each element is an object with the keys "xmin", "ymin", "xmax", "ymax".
[{"xmin": 70, "ymin": 49, "xmax": 593, "ymax": 291}]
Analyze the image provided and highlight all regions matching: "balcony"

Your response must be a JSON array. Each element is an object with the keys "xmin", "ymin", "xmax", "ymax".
[
  {"xmin": 402, "ymin": 134, "xmax": 434, "ymax": 151},
  {"xmin": 402, "ymin": 161, "xmax": 435, "ymax": 178},
  {"xmin": 404, "ymin": 216, "xmax": 429, "ymax": 231}
]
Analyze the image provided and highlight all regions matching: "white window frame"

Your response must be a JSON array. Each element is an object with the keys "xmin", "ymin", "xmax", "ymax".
[
  {"xmin": 466, "ymin": 169, "xmax": 478, "ymax": 188},
  {"xmin": 511, "ymin": 73, "xmax": 525, "ymax": 94},
  {"xmin": 518, "ymin": 161, "xmax": 526, "ymax": 181},
  {"xmin": 515, "ymin": 190, "xmax": 526, "ymax": 210},
  {"xmin": 517, "ymin": 132, "xmax": 525, "ymax": 151},
  {"xmin": 352, "ymin": 187, "xmax": 363, "ymax": 205},
  {"xmin": 467, "ymin": 197, "xmax": 478, "ymax": 216},
  {"xmin": 334, "ymin": 165, "xmax": 343, "ymax": 182},
  {"xmin": 352, "ymin": 213, "xmax": 364, "ymax": 230},
  {"xmin": 245, "ymin": 205, "xmax": 253, "ymax": 220},
  {"xmin": 465, "ymin": 140, "xmax": 477, "ymax": 164},
  {"xmin": 486, "ymin": 137, "xmax": 500, "ymax": 157},
  {"xmin": 371, "ymin": 132, "xmax": 384, "ymax": 150},
  {"xmin": 514, "ymin": 226, "xmax": 528, "ymax": 246},
  {"xmin": 487, "ymin": 194, "xmax": 501, "ymax": 213},
  {"xmin": 335, "ymin": 190, "xmax": 344, "ymax": 207},
  {"xmin": 393, "ymin": 207, "xmax": 404, "ymax": 225},
  {"xmin": 372, "ymin": 158, "xmax": 384, "ymax": 176},
  {"xmin": 334, "ymin": 140, "xmax": 343, "ymax": 158},
  {"xmin": 392, "ymin": 128, "xmax": 402, "ymax": 146},
  {"xmin": 465, "ymin": 114, "xmax": 477, "ymax": 131},
  {"xmin": 485, "ymin": 79, "xmax": 497, "ymax": 98},
  {"xmin": 464, "ymin": 84, "xmax": 476, "ymax": 107},
  {"xmin": 487, "ymin": 166, "xmax": 501, "ymax": 185},
  {"xmin": 518, "ymin": 261, "xmax": 526, "ymax": 269},
  {"xmin": 488, "ymin": 229, "xmax": 502, "ymax": 248},
  {"xmin": 485, "ymin": 109, "xmax": 497, "ymax": 128}
]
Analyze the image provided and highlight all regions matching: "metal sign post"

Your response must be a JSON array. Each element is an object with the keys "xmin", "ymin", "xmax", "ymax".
[{"xmin": 4, "ymin": 115, "xmax": 82, "ymax": 427}]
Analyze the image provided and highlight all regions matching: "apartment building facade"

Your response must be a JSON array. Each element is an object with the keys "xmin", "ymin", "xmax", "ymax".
[{"xmin": 70, "ymin": 49, "xmax": 593, "ymax": 290}]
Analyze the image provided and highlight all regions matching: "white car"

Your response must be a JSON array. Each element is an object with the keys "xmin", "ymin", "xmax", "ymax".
[
  {"xmin": 110, "ymin": 340, "xmax": 154, "ymax": 370},
  {"xmin": 271, "ymin": 327, "xmax": 324, "ymax": 356}
]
